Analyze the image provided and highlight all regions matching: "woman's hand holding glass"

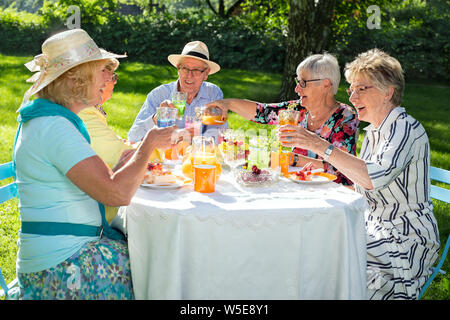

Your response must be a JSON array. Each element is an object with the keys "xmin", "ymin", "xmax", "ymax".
[
  {"xmin": 146, "ymin": 125, "xmax": 178, "ymax": 151},
  {"xmin": 278, "ymin": 125, "xmax": 323, "ymax": 151}
]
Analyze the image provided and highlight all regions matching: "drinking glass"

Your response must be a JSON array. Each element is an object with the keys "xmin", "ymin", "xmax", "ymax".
[
  {"xmin": 247, "ymin": 135, "xmax": 270, "ymax": 170},
  {"xmin": 156, "ymin": 107, "xmax": 178, "ymax": 164},
  {"xmin": 193, "ymin": 107, "xmax": 204, "ymax": 136},
  {"xmin": 193, "ymin": 165, "xmax": 216, "ymax": 193},
  {"xmin": 279, "ymin": 151, "xmax": 292, "ymax": 176},
  {"xmin": 171, "ymin": 91, "xmax": 188, "ymax": 119},
  {"xmin": 192, "ymin": 136, "xmax": 217, "ymax": 193},
  {"xmin": 168, "ymin": 129, "xmax": 191, "ymax": 166},
  {"xmin": 277, "ymin": 109, "xmax": 299, "ymax": 176},
  {"xmin": 270, "ymin": 129, "xmax": 280, "ymax": 171},
  {"xmin": 217, "ymin": 128, "xmax": 231, "ymax": 165},
  {"xmin": 156, "ymin": 107, "xmax": 178, "ymax": 128},
  {"xmin": 223, "ymin": 130, "xmax": 246, "ymax": 170},
  {"xmin": 278, "ymin": 108, "xmax": 300, "ymax": 127}
]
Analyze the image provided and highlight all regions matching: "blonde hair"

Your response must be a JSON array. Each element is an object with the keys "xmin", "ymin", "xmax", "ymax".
[
  {"xmin": 105, "ymin": 58, "xmax": 119, "ymax": 72},
  {"xmin": 344, "ymin": 49, "xmax": 404, "ymax": 106},
  {"xmin": 36, "ymin": 58, "xmax": 116, "ymax": 107}
]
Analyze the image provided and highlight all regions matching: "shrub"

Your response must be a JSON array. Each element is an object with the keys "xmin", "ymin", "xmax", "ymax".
[
  {"xmin": 329, "ymin": 2, "xmax": 450, "ymax": 82},
  {"xmin": 0, "ymin": 7, "xmax": 46, "ymax": 55},
  {"xmin": 0, "ymin": 1, "xmax": 286, "ymax": 73},
  {"xmin": 0, "ymin": 0, "xmax": 448, "ymax": 81}
]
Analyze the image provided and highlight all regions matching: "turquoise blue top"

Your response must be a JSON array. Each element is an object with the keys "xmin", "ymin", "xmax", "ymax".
[{"xmin": 14, "ymin": 107, "xmax": 99, "ymax": 273}]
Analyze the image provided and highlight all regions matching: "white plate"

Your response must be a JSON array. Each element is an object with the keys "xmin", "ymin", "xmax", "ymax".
[
  {"xmin": 288, "ymin": 175, "xmax": 336, "ymax": 185},
  {"xmin": 141, "ymin": 180, "xmax": 184, "ymax": 189}
]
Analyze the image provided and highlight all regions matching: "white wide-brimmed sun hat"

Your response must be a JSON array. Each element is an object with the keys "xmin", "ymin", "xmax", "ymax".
[
  {"xmin": 168, "ymin": 40, "xmax": 220, "ymax": 75},
  {"xmin": 21, "ymin": 28, "xmax": 126, "ymax": 107}
]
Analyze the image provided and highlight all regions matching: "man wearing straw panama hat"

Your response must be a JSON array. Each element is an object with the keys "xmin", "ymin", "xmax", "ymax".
[
  {"xmin": 127, "ymin": 40, "xmax": 227, "ymax": 144},
  {"xmin": 12, "ymin": 28, "xmax": 175, "ymax": 299}
]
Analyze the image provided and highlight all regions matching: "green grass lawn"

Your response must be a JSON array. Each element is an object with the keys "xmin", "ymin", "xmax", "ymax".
[{"xmin": 1, "ymin": 53, "xmax": 449, "ymax": 299}]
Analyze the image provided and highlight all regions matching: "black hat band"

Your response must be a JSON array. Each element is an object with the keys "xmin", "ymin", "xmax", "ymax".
[{"xmin": 185, "ymin": 51, "xmax": 208, "ymax": 61}]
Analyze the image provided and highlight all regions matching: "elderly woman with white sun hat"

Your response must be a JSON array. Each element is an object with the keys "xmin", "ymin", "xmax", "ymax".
[{"xmin": 12, "ymin": 29, "xmax": 175, "ymax": 299}]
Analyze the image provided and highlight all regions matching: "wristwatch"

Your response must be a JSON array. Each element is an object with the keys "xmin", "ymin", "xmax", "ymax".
[
  {"xmin": 323, "ymin": 144, "xmax": 335, "ymax": 162},
  {"xmin": 292, "ymin": 153, "xmax": 299, "ymax": 166}
]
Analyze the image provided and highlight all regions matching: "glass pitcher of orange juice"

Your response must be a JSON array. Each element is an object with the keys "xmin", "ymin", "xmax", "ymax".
[
  {"xmin": 192, "ymin": 136, "xmax": 217, "ymax": 193},
  {"xmin": 196, "ymin": 106, "xmax": 226, "ymax": 126}
]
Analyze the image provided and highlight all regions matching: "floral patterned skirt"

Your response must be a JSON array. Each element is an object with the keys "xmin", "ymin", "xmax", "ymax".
[{"xmin": 17, "ymin": 238, "xmax": 134, "ymax": 300}]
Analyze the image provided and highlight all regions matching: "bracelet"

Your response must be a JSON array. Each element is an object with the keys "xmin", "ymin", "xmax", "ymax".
[{"xmin": 323, "ymin": 144, "xmax": 334, "ymax": 162}]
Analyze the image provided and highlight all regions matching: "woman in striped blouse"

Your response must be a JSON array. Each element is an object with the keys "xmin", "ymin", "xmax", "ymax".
[{"xmin": 278, "ymin": 48, "xmax": 440, "ymax": 300}]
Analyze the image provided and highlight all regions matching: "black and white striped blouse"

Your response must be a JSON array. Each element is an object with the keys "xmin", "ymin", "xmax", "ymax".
[
  {"xmin": 355, "ymin": 107, "xmax": 440, "ymax": 299},
  {"xmin": 356, "ymin": 107, "xmax": 434, "ymax": 221}
]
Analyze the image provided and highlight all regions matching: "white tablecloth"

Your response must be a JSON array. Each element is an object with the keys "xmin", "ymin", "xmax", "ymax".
[{"xmin": 113, "ymin": 169, "xmax": 368, "ymax": 300}]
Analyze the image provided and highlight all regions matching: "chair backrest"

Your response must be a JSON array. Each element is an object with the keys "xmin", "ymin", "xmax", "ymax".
[
  {"xmin": 0, "ymin": 161, "xmax": 18, "ymax": 298},
  {"xmin": 430, "ymin": 166, "xmax": 450, "ymax": 203},
  {"xmin": 418, "ymin": 166, "xmax": 450, "ymax": 299},
  {"xmin": 0, "ymin": 162, "xmax": 17, "ymax": 203}
]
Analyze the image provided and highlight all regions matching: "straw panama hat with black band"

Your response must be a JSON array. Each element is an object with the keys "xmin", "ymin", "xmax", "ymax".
[
  {"xmin": 168, "ymin": 41, "xmax": 220, "ymax": 75},
  {"xmin": 21, "ymin": 28, "xmax": 127, "ymax": 107}
]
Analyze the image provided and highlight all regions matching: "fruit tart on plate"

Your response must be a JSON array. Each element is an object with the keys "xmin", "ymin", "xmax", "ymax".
[
  {"xmin": 287, "ymin": 168, "xmax": 337, "ymax": 184},
  {"xmin": 143, "ymin": 162, "xmax": 177, "ymax": 185}
]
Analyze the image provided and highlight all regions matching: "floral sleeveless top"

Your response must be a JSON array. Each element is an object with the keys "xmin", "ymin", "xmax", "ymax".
[{"xmin": 253, "ymin": 99, "xmax": 359, "ymax": 186}]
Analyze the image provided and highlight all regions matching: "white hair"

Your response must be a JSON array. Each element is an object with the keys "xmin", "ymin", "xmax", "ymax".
[{"xmin": 296, "ymin": 53, "xmax": 341, "ymax": 94}]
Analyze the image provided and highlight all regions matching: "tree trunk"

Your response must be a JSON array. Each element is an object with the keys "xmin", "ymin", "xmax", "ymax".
[
  {"xmin": 279, "ymin": 0, "xmax": 336, "ymax": 101},
  {"xmin": 219, "ymin": 0, "xmax": 225, "ymax": 17},
  {"xmin": 148, "ymin": 0, "xmax": 154, "ymax": 13},
  {"xmin": 225, "ymin": 0, "xmax": 246, "ymax": 18}
]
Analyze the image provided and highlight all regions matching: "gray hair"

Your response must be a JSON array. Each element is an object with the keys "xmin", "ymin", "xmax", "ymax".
[{"xmin": 296, "ymin": 53, "xmax": 341, "ymax": 95}]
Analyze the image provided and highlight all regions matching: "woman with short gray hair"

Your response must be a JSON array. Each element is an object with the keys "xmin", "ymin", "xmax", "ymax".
[
  {"xmin": 297, "ymin": 53, "xmax": 341, "ymax": 95},
  {"xmin": 209, "ymin": 52, "xmax": 359, "ymax": 186}
]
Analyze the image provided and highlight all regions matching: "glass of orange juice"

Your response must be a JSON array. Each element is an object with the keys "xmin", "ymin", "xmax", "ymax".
[
  {"xmin": 277, "ymin": 109, "xmax": 299, "ymax": 175},
  {"xmin": 278, "ymin": 108, "xmax": 300, "ymax": 127},
  {"xmin": 194, "ymin": 164, "xmax": 216, "ymax": 193},
  {"xmin": 270, "ymin": 134, "xmax": 280, "ymax": 171},
  {"xmin": 279, "ymin": 151, "xmax": 292, "ymax": 176},
  {"xmin": 192, "ymin": 136, "xmax": 217, "ymax": 193}
]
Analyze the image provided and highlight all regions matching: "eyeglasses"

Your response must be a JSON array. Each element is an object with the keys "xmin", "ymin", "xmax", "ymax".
[
  {"xmin": 293, "ymin": 75, "xmax": 324, "ymax": 88},
  {"xmin": 346, "ymin": 85, "xmax": 374, "ymax": 96},
  {"xmin": 178, "ymin": 66, "xmax": 208, "ymax": 77},
  {"xmin": 103, "ymin": 69, "xmax": 117, "ymax": 83}
]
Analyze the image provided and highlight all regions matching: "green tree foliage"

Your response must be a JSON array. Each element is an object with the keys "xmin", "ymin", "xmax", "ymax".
[
  {"xmin": 0, "ymin": 0, "xmax": 43, "ymax": 12},
  {"xmin": 329, "ymin": 0, "xmax": 450, "ymax": 81},
  {"xmin": 38, "ymin": 0, "xmax": 119, "ymax": 30},
  {"xmin": 0, "ymin": 0, "xmax": 448, "ymax": 82},
  {"xmin": 238, "ymin": 0, "xmax": 289, "ymax": 32}
]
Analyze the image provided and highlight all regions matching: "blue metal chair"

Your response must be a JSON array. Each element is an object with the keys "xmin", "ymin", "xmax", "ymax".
[
  {"xmin": 0, "ymin": 161, "xmax": 19, "ymax": 299},
  {"xmin": 418, "ymin": 166, "xmax": 450, "ymax": 299}
]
